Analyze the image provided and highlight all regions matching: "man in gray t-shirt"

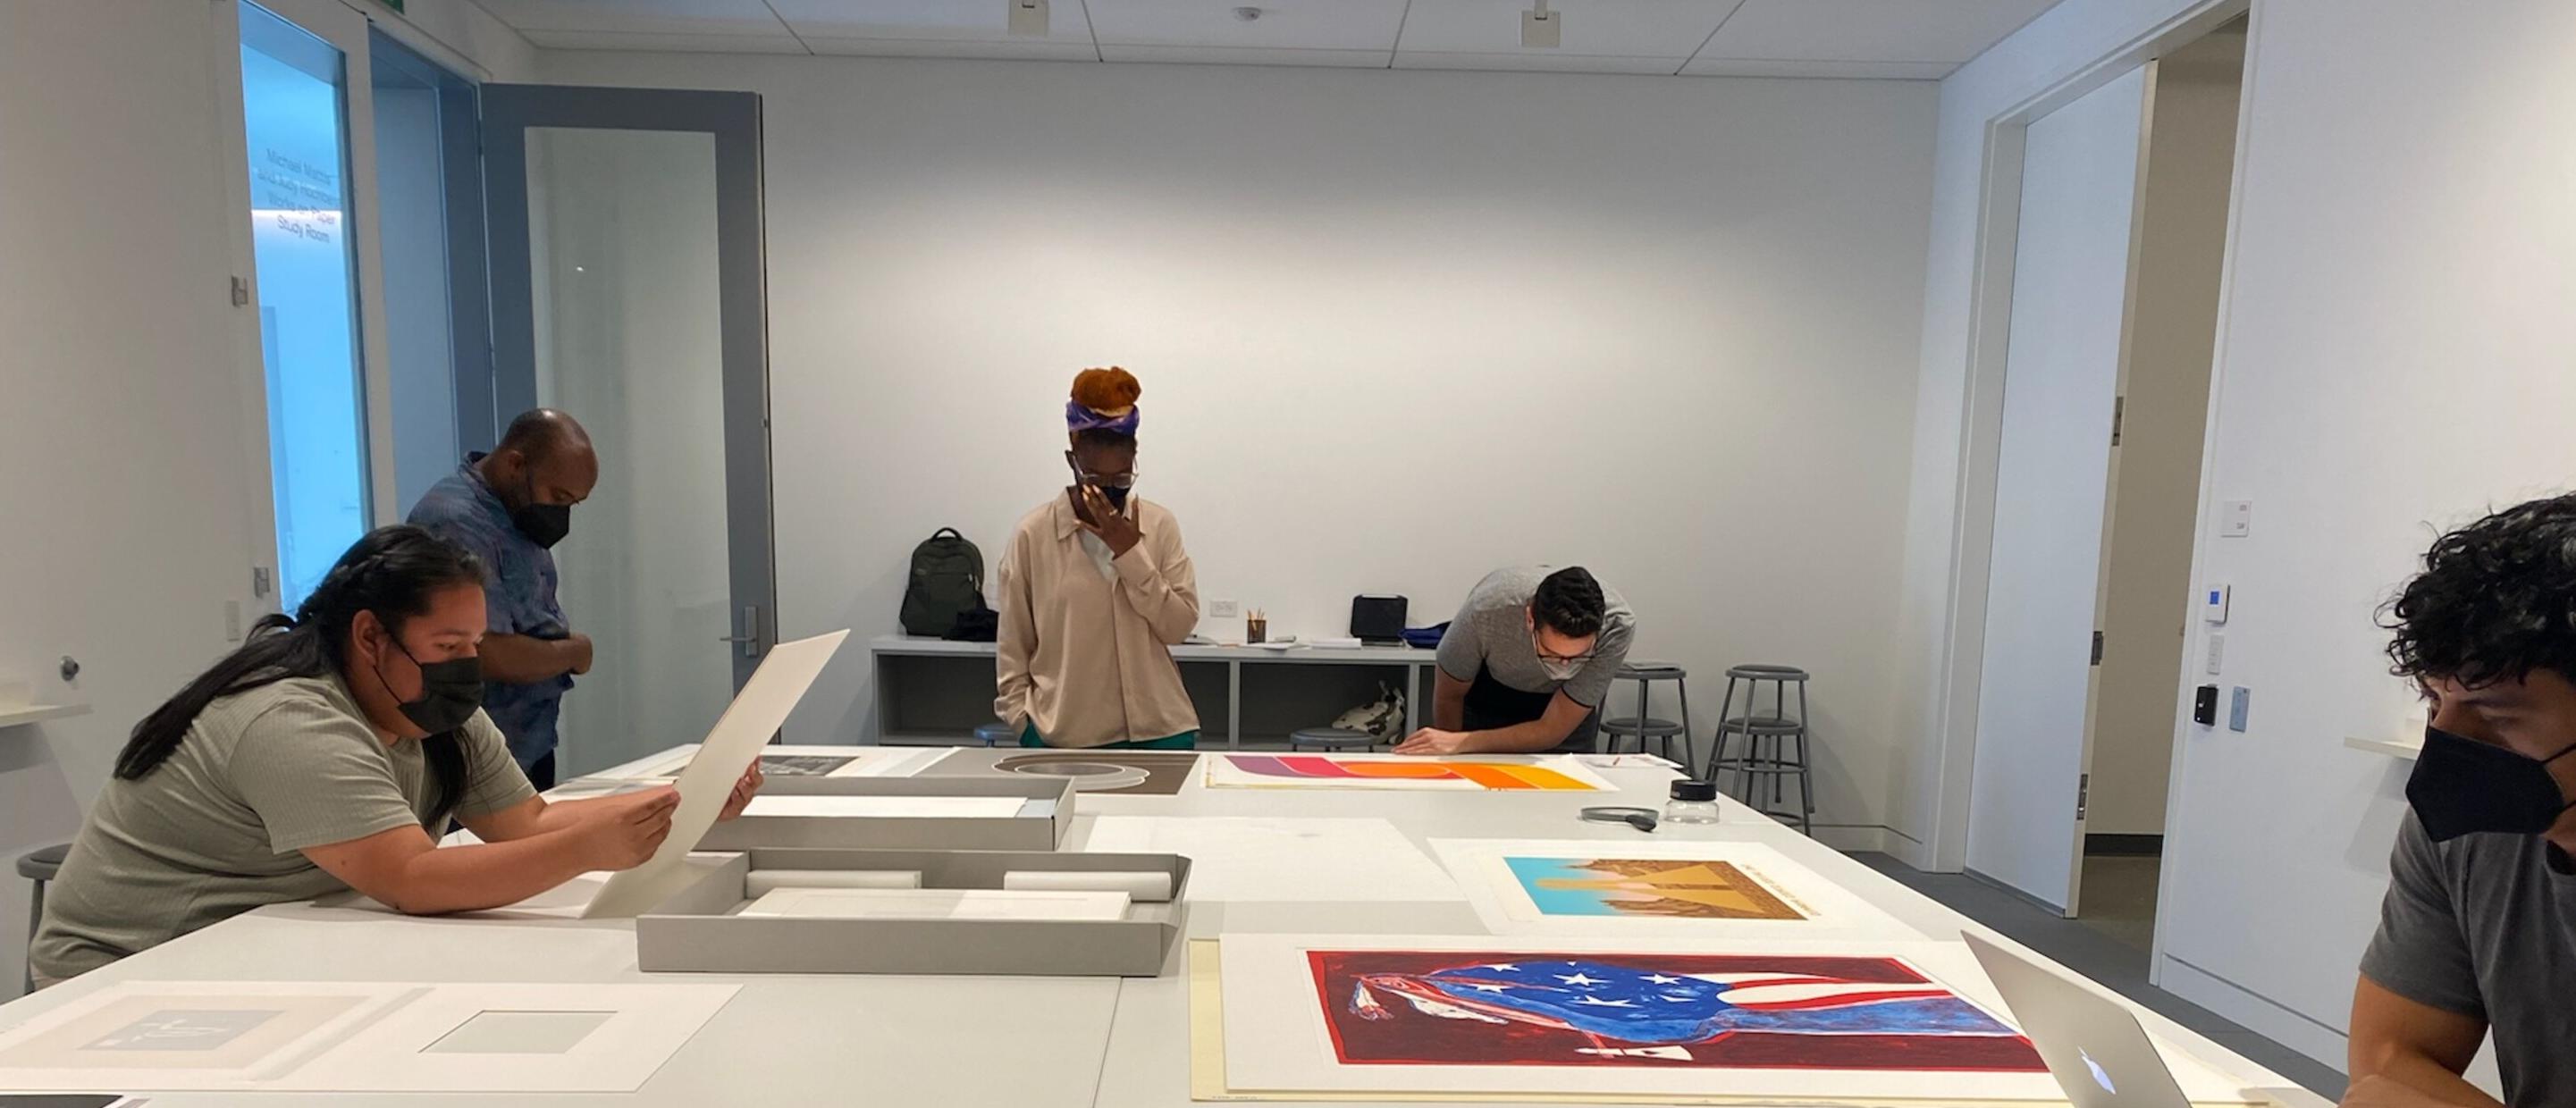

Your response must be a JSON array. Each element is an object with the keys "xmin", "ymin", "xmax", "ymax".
[
  {"xmin": 1396, "ymin": 566, "xmax": 1633, "ymax": 756},
  {"xmin": 2349, "ymin": 493, "xmax": 2576, "ymax": 1108}
]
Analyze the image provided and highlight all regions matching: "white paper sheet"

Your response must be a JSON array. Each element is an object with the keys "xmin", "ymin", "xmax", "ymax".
[
  {"xmin": 1202, "ymin": 751, "xmax": 1614, "ymax": 793},
  {"xmin": 738, "ymin": 794, "xmax": 1027, "ymax": 819},
  {"xmin": 1429, "ymin": 839, "xmax": 1920, "ymax": 939},
  {"xmin": 737, "ymin": 887, "xmax": 1132, "ymax": 921},
  {"xmin": 0, "ymin": 981, "xmax": 737, "ymax": 1094},
  {"xmin": 1082, "ymin": 817, "xmax": 1463, "ymax": 902},
  {"xmin": 1216, "ymin": 934, "xmax": 2255, "ymax": 1104},
  {"xmin": 584, "ymin": 630, "xmax": 850, "ymax": 919},
  {"xmin": 622, "ymin": 743, "xmax": 943, "ymax": 782}
]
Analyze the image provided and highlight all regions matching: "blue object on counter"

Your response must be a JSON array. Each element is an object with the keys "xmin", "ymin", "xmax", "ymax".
[{"xmin": 1401, "ymin": 623, "xmax": 1450, "ymax": 650}]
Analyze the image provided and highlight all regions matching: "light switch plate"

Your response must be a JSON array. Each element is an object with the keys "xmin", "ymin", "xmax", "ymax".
[
  {"xmin": 1210, "ymin": 599, "xmax": 1241, "ymax": 618},
  {"xmin": 2221, "ymin": 500, "xmax": 2253, "ymax": 537},
  {"xmin": 2228, "ymin": 686, "xmax": 2251, "ymax": 732},
  {"xmin": 2205, "ymin": 633, "xmax": 2224, "ymax": 676}
]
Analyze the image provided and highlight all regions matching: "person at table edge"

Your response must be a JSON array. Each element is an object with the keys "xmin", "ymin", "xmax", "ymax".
[
  {"xmin": 2343, "ymin": 492, "xmax": 2576, "ymax": 1108},
  {"xmin": 1397, "ymin": 565, "xmax": 1634, "ymax": 756},
  {"xmin": 995, "ymin": 367, "xmax": 1201, "ymax": 750},
  {"xmin": 406, "ymin": 407, "xmax": 597, "ymax": 791},
  {"xmin": 29, "ymin": 525, "xmax": 760, "ymax": 986}
]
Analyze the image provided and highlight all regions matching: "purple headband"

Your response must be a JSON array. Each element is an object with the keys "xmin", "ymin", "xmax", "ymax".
[{"xmin": 1066, "ymin": 399, "xmax": 1141, "ymax": 436}]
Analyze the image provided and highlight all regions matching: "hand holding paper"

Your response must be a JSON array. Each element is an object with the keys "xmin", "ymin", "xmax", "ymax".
[
  {"xmin": 575, "ymin": 786, "xmax": 678, "ymax": 870},
  {"xmin": 718, "ymin": 762, "xmax": 763, "ymax": 821}
]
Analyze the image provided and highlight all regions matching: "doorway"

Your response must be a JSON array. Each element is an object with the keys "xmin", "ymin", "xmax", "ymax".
[
  {"xmin": 1960, "ymin": 16, "xmax": 2249, "ymax": 928},
  {"xmin": 480, "ymin": 88, "xmax": 779, "ymax": 778}
]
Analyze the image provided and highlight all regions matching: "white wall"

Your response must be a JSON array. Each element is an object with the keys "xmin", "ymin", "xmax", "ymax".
[
  {"xmin": 536, "ymin": 52, "xmax": 1940, "ymax": 843},
  {"xmin": 0, "ymin": 0, "xmax": 268, "ymax": 995},
  {"xmin": 1903, "ymin": 0, "xmax": 2576, "ymax": 1070},
  {"xmin": 376, "ymin": 85, "xmax": 462, "ymax": 516},
  {"xmin": 2085, "ymin": 27, "xmax": 2240, "ymax": 839}
]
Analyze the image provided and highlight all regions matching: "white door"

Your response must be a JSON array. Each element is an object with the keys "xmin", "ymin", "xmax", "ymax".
[{"xmin": 1966, "ymin": 64, "xmax": 2153, "ymax": 915}]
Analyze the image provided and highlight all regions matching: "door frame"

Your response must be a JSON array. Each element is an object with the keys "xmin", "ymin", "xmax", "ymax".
[
  {"xmin": 478, "ymin": 85, "xmax": 779, "ymax": 684},
  {"xmin": 1924, "ymin": 0, "xmax": 2254, "ymax": 881}
]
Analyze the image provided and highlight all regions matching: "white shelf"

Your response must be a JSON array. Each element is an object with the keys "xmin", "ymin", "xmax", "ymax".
[
  {"xmin": 870, "ymin": 634, "xmax": 1436, "ymax": 665},
  {"xmin": 2344, "ymin": 734, "xmax": 2423, "ymax": 760},
  {"xmin": 0, "ymin": 702, "xmax": 90, "ymax": 728}
]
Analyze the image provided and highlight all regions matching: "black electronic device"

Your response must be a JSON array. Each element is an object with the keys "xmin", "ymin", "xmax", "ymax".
[{"xmin": 1350, "ymin": 595, "xmax": 1409, "ymax": 645}]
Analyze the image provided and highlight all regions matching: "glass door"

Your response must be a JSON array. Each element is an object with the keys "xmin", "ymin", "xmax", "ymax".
[
  {"xmin": 481, "ymin": 88, "xmax": 777, "ymax": 776},
  {"xmin": 234, "ymin": 0, "xmax": 386, "ymax": 611}
]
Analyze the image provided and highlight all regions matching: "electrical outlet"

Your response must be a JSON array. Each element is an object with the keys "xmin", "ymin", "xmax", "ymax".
[
  {"xmin": 1210, "ymin": 599, "xmax": 1241, "ymax": 618},
  {"xmin": 2221, "ymin": 500, "xmax": 2253, "ymax": 537},
  {"xmin": 224, "ymin": 600, "xmax": 243, "ymax": 642}
]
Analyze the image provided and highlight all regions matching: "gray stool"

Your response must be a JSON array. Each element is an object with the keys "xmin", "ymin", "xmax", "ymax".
[
  {"xmin": 973, "ymin": 723, "xmax": 1018, "ymax": 748},
  {"xmin": 1291, "ymin": 727, "xmax": 1377, "ymax": 751},
  {"xmin": 1599, "ymin": 663, "xmax": 1694, "ymax": 775},
  {"xmin": 18, "ymin": 842, "xmax": 67, "ymax": 994},
  {"xmin": 1707, "ymin": 665, "xmax": 1814, "ymax": 834}
]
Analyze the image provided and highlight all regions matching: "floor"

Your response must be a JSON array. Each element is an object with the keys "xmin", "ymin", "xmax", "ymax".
[{"xmin": 1847, "ymin": 851, "xmax": 2348, "ymax": 1100}]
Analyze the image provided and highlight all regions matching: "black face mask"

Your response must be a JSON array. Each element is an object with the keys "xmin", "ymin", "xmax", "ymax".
[
  {"xmin": 373, "ymin": 635, "xmax": 484, "ymax": 734},
  {"xmin": 1101, "ymin": 484, "xmax": 1131, "ymax": 512},
  {"xmin": 2404, "ymin": 725, "xmax": 2576, "ymax": 842},
  {"xmin": 509, "ymin": 473, "xmax": 571, "ymax": 549}
]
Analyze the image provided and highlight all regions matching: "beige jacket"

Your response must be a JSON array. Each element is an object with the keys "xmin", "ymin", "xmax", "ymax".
[{"xmin": 995, "ymin": 493, "xmax": 1201, "ymax": 747}]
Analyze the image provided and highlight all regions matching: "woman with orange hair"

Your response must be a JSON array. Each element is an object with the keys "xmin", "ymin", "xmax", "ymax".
[{"xmin": 993, "ymin": 368, "xmax": 1203, "ymax": 749}]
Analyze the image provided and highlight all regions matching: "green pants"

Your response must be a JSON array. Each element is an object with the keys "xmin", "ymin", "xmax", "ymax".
[{"xmin": 1020, "ymin": 724, "xmax": 1198, "ymax": 751}]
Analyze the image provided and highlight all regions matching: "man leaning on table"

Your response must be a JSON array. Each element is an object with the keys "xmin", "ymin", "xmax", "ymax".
[
  {"xmin": 1395, "ymin": 566, "xmax": 1634, "ymax": 756},
  {"xmin": 2343, "ymin": 492, "xmax": 2576, "ymax": 1108}
]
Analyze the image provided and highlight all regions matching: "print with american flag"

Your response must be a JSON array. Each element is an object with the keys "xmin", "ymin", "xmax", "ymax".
[{"xmin": 1308, "ymin": 951, "xmax": 2047, "ymax": 1072}]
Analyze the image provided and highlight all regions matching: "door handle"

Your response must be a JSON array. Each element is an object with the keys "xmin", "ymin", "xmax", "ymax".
[{"xmin": 718, "ymin": 605, "xmax": 762, "ymax": 658}]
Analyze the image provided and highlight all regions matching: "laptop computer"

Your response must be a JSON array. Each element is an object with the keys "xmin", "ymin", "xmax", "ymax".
[{"xmin": 1964, "ymin": 931, "xmax": 2193, "ymax": 1108}]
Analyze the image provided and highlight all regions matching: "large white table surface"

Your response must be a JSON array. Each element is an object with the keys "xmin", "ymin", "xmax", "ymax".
[{"xmin": 0, "ymin": 744, "xmax": 2315, "ymax": 1107}]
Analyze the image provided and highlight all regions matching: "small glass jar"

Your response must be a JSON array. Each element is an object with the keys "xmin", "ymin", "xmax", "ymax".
[{"xmin": 1663, "ymin": 779, "xmax": 1722, "ymax": 825}]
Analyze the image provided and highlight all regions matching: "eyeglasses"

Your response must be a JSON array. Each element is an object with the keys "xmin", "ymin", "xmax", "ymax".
[
  {"xmin": 1530, "ymin": 628, "xmax": 1599, "ymax": 667},
  {"xmin": 1074, "ymin": 468, "xmax": 1138, "ymax": 490}
]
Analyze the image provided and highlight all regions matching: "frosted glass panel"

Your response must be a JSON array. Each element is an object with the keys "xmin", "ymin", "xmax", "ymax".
[
  {"xmin": 240, "ymin": 2, "xmax": 369, "ymax": 610},
  {"xmin": 526, "ymin": 128, "xmax": 733, "ymax": 776}
]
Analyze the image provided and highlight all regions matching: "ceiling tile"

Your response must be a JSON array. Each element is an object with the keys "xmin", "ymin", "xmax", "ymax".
[
  {"xmin": 801, "ymin": 37, "xmax": 1102, "ymax": 61},
  {"xmin": 515, "ymin": 28, "xmax": 810, "ymax": 53},
  {"xmin": 1395, "ymin": 0, "xmax": 1741, "ymax": 60},
  {"xmin": 1086, "ymin": 0, "xmax": 1406, "ymax": 50},
  {"xmin": 1679, "ymin": 56, "xmax": 1954, "ymax": 79},
  {"xmin": 1695, "ymin": 0, "xmax": 2058, "ymax": 63},
  {"xmin": 768, "ymin": 0, "xmax": 1096, "ymax": 47},
  {"xmin": 1098, "ymin": 44, "xmax": 1393, "ymax": 67},
  {"xmin": 1393, "ymin": 51, "xmax": 1688, "ymax": 75},
  {"xmin": 473, "ymin": 0, "xmax": 789, "ymax": 37}
]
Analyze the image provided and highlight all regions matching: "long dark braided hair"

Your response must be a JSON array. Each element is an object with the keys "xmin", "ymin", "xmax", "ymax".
[{"xmin": 115, "ymin": 525, "xmax": 488, "ymax": 823}]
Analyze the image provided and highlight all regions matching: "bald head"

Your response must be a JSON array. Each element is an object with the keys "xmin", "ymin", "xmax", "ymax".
[{"xmin": 479, "ymin": 408, "xmax": 598, "ymax": 512}]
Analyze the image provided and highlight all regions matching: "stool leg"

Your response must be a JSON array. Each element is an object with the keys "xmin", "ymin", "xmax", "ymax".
[
  {"xmin": 1768, "ymin": 683, "xmax": 1787, "ymax": 809},
  {"xmin": 1795, "ymin": 727, "xmax": 1815, "ymax": 835},
  {"xmin": 1713, "ymin": 679, "xmax": 1740, "ymax": 788},
  {"xmin": 1675, "ymin": 679, "xmax": 1695, "ymax": 779},
  {"xmin": 23, "ymin": 879, "xmax": 42, "ymax": 995}
]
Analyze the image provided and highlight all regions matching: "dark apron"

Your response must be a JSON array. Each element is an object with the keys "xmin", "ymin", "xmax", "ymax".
[{"xmin": 1462, "ymin": 666, "xmax": 1598, "ymax": 753}]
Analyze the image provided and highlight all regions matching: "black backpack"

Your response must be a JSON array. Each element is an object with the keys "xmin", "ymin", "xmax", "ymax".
[{"xmin": 900, "ymin": 528, "xmax": 984, "ymax": 637}]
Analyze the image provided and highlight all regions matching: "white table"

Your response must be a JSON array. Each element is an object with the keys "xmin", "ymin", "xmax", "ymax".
[
  {"xmin": 872, "ymin": 634, "xmax": 1442, "ymax": 748},
  {"xmin": 0, "ymin": 746, "xmax": 2316, "ymax": 1106}
]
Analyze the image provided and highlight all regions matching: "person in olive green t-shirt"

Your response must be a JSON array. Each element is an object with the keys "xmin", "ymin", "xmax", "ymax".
[{"xmin": 33, "ymin": 525, "xmax": 762, "ymax": 986}]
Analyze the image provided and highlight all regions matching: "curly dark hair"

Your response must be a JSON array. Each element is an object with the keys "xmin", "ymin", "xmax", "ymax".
[
  {"xmin": 1533, "ymin": 567, "xmax": 1608, "ymax": 639},
  {"xmin": 2383, "ymin": 492, "xmax": 2576, "ymax": 689}
]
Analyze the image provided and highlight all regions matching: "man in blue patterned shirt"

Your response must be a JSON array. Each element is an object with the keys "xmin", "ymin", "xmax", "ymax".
[{"xmin": 407, "ymin": 409, "xmax": 598, "ymax": 789}]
